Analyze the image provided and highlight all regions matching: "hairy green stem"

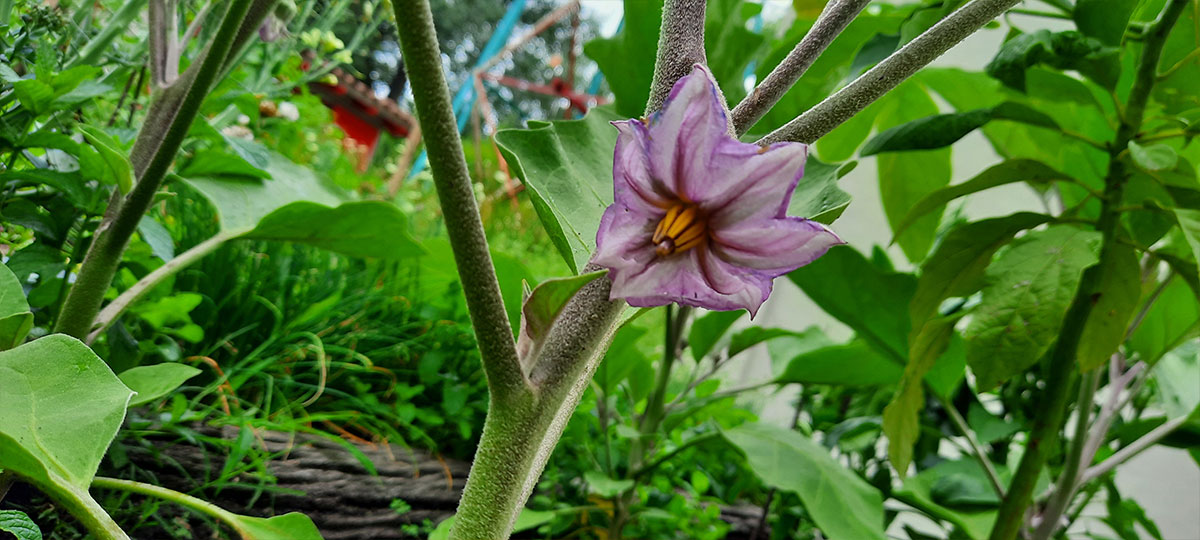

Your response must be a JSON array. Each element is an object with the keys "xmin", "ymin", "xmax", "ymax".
[
  {"xmin": 645, "ymin": 0, "xmax": 707, "ymax": 116},
  {"xmin": 391, "ymin": 0, "xmax": 524, "ymax": 396},
  {"xmin": 731, "ymin": 0, "xmax": 870, "ymax": 136},
  {"xmin": 86, "ymin": 231, "xmax": 235, "ymax": 343},
  {"xmin": 54, "ymin": 0, "xmax": 255, "ymax": 339},
  {"xmin": 988, "ymin": 2, "xmax": 1189, "ymax": 538},
  {"xmin": 759, "ymin": 0, "xmax": 1021, "ymax": 144}
]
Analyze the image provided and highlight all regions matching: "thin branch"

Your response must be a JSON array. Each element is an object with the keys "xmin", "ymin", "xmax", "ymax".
[
  {"xmin": 759, "ymin": 0, "xmax": 1022, "ymax": 144},
  {"xmin": 731, "ymin": 0, "xmax": 870, "ymax": 136},
  {"xmin": 940, "ymin": 395, "xmax": 1006, "ymax": 498},
  {"xmin": 1080, "ymin": 416, "xmax": 1189, "ymax": 484},
  {"xmin": 392, "ymin": 0, "xmax": 525, "ymax": 397},
  {"xmin": 1031, "ymin": 370, "xmax": 1099, "ymax": 540},
  {"xmin": 645, "ymin": 0, "xmax": 708, "ymax": 116}
]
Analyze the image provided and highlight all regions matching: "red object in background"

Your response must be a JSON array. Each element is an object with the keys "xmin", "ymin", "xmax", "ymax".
[{"xmin": 308, "ymin": 69, "xmax": 414, "ymax": 172}]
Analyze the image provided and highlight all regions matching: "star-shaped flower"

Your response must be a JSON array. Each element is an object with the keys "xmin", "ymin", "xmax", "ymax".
[{"xmin": 592, "ymin": 64, "xmax": 843, "ymax": 316}]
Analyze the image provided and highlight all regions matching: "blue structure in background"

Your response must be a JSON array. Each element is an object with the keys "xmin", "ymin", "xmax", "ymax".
[{"xmin": 409, "ymin": 0, "xmax": 528, "ymax": 178}]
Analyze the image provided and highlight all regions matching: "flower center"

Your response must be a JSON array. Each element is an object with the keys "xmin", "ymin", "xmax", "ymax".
[{"xmin": 652, "ymin": 203, "xmax": 708, "ymax": 256}]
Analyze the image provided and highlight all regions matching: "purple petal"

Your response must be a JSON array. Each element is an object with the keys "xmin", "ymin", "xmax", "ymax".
[
  {"xmin": 646, "ymin": 65, "xmax": 730, "ymax": 201},
  {"xmin": 612, "ymin": 120, "xmax": 673, "ymax": 214},
  {"xmin": 608, "ymin": 249, "xmax": 773, "ymax": 317},
  {"xmin": 711, "ymin": 217, "xmax": 845, "ymax": 276},
  {"xmin": 702, "ymin": 139, "xmax": 809, "ymax": 228},
  {"xmin": 592, "ymin": 204, "xmax": 658, "ymax": 275}
]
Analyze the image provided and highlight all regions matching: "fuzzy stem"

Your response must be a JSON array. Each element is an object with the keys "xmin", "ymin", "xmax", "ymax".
[
  {"xmin": 758, "ymin": 0, "xmax": 1021, "ymax": 145},
  {"xmin": 730, "ymin": 0, "xmax": 870, "ymax": 136},
  {"xmin": 644, "ymin": 0, "xmax": 707, "ymax": 116},
  {"xmin": 1079, "ymin": 416, "xmax": 1188, "ymax": 484},
  {"xmin": 391, "ymin": 0, "xmax": 524, "ymax": 396},
  {"xmin": 53, "ymin": 0, "xmax": 254, "ymax": 339},
  {"xmin": 987, "ymin": 2, "xmax": 1189, "ymax": 538},
  {"xmin": 87, "ymin": 231, "xmax": 235, "ymax": 343}
]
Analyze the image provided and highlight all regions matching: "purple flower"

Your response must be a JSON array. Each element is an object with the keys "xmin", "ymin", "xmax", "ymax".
[{"xmin": 592, "ymin": 65, "xmax": 844, "ymax": 317}]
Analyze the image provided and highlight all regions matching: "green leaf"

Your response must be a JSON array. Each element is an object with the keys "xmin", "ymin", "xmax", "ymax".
[
  {"xmin": 894, "ymin": 460, "xmax": 1002, "ymax": 540},
  {"xmin": 0, "ymin": 262, "xmax": 33, "ymax": 350},
  {"xmin": 1173, "ymin": 208, "xmax": 1200, "ymax": 286},
  {"xmin": 119, "ymin": 364, "xmax": 203, "ymax": 407},
  {"xmin": 986, "ymin": 30, "xmax": 1119, "ymax": 91},
  {"xmin": 968, "ymin": 402, "xmax": 1021, "ymax": 443},
  {"xmin": 1128, "ymin": 141, "xmax": 1179, "ymax": 172},
  {"xmin": 584, "ymin": 469, "xmax": 636, "ymax": 498},
  {"xmin": 137, "ymin": 216, "xmax": 175, "ymax": 262},
  {"xmin": 689, "ymin": 310, "xmax": 744, "ymax": 360},
  {"xmin": 1077, "ymin": 244, "xmax": 1142, "ymax": 371},
  {"xmin": 727, "ymin": 326, "xmax": 794, "ymax": 359},
  {"xmin": 775, "ymin": 340, "xmax": 902, "ymax": 386},
  {"xmin": 1153, "ymin": 344, "xmax": 1199, "ymax": 420},
  {"xmin": 184, "ymin": 149, "xmax": 422, "ymax": 259},
  {"xmin": 516, "ymin": 271, "xmax": 607, "ymax": 363},
  {"xmin": 965, "ymin": 226, "xmax": 1102, "ymax": 389},
  {"xmin": 883, "ymin": 313, "xmax": 960, "ymax": 474},
  {"xmin": 496, "ymin": 107, "xmax": 623, "ymax": 272},
  {"xmin": 229, "ymin": 513, "xmax": 323, "ymax": 540},
  {"xmin": 789, "ymin": 245, "xmax": 916, "ymax": 361},
  {"xmin": 1129, "ymin": 278, "xmax": 1200, "ymax": 365},
  {"xmin": 12, "ymin": 80, "xmax": 53, "ymax": 115},
  {"xmin": 581, "ymin": 0, "xmax": 662, "ymax": 117},
  {"xmin": 723, "ymin": 423, "xmax": 886, "ymax": 540},
  {"xmin": 78, "ymin": 125, "xmax": 133, "ymax": 194},
  {"xmin": 792, "ymin": 154, "xmax": 853, "ymax": 225},
  {"xmin": 875, "ymin": 80, "xmax": 951, "ymax": 262},
  {"xmin": 893, "ymin": 162, "xmax": 1065, "ymax": 239},
  {"xmin": 704, "ymin": 0, "xmax": 765, "ymax": 105},
  {"xmin": 179, "ymin": 150, "xmax": 272, "ymax": 179},
  {"xmin": 0, "ymin": 336, "xmax": 133, "ymax": 533},
  {"xmin": 861, "ymin": 109, "xmax": 991, "ymax": 156},
  {"xmin": 1074, "ymin": 0, "xmax": 1137, "ymax": 46},
  {"xmin": 0, "ymin": 510, "xmax": 41, "ymax": 540}
]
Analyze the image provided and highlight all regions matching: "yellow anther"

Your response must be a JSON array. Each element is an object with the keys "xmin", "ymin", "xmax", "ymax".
[{"xmin": 652, "ymin": 203, "xmax": 707, "ymax": 256}]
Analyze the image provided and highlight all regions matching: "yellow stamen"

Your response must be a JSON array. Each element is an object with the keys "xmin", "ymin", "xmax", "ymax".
[{"xmin": 653, "ymin": 203, "xmax": 708, "ymax": 256}]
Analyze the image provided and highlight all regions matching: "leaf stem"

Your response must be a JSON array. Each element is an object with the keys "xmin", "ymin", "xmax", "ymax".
[
  {"xmin": 758, "ymin": 0, "xmax": 1021, "ymax": 144},
  {"xmin": 730, "ymin": 0, "xmax": 871, "ymax": 136},
  {"xmin": 53, "ymin": 0, "xmax": 257, "ymax": 339},
  {"xmin": 645, "ymin": 0, "xmax": 707, "ymax": 116},
  {"xmin": 1030, "ymin": 370, "xmax": 1098, "ymax": 540},
  {"xmin": 1079, "ymin": 415, "xmax": 1188, "ymax": 484},
  {"xmin": 938, "ymin": 394, "xmax": 1006, "ymax": 498},
  {"xmin": 987, "ymin": 2, "xmax": 1190, "ymax": 538},
  {"xmin": 391, "ymin": 0, "xmax": 525, "ymax": 397}
]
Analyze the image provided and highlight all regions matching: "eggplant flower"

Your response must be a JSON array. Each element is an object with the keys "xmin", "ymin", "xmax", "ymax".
[{"xmin": 592, "ymin": 65, "xmax": 844, "ymax": 316}]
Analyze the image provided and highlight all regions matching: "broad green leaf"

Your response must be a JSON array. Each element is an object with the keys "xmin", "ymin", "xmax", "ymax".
[
  {"xmin": 0, "ymin": 169, "xmax": 90, "ymax": 207},
  {"xmin": 1129, "ymin": 141, "xmax": 1179, "ymax": 172},
  {"xmin": 862, "ymin": 109, "xmax": 991, "ymax": 156},
  {"xmin": 584, "ymin": 470, "xmax": 636, "ymax": 498},
  {"xmin": 12, "ymin": 80, "xmax": 53, "ymax": 115},
  {"xmin": 967, "ymin": 402, "xmax": 1021, "ymax": 443},
  {"xmin": 1074, "ymin": 0, "xmax": 1137, "ymax": 46},
  {"xmin": 495, "ymin": 107, "xmax": 623, "ymax": 272},
  {"xmin": 894, "ymin": 459, "xmax": 1050, "ymax": 540},
  {"xmin": 516, "ymin": 271, "xmax": 607, "ymax": 363},
  {"xmin": 1129, "ymin": 278, "xmax": 1200, "ymax": 364},
  {"xmin": 893, "ymin": 162, "xmax": 1065, "ymax": 238},
  {"xmin": 792, "ymin": 155, "xmax": 853, "ymax": 225},
  {"xmin": 229, "ymin": 513, "xmax": 323, "ymax": 540},
  {"xmin": 689, "ymin": 310, "xmax": 744, "ymax": 361},
  {"xmin": 965, "ymin": 226, "xmax": 1102, "ymax": 389},
  {"xmin": 986, "ymin": 30, "xmax": 1119, "ymax": 91},
  {"xmin": 0, "ymin": 510, "xmax": 41, "ymax": 540},
  {"xmin": 1153, "ymin": 0, "xmax": 1200, "ymax": 113},
  {"xmin": 723, "ymin": 422, "xmax": 886, "ymax": 540},
  {"xmin": 775, "ymin": 340, "xmax": 902, "ymax": 386},
  {"xmin": 884, "ymin": 313, "xmax": 960, "ymax": 474},
  {"xmin": 597, "ymin": 324, "xmax": 650, "ymax": 395},
  {"xmin": 1077, "ymin": 244, "xmax": 1142, "ymax": 371},
  {"xmin": 0, "ymin": 262, "xmax": 33, "ymax": 350},
  {"xmin": 137, "ymin": 216, "xmax": 175, "ymax": 262},
  {"xmin": 582, "ymin": 1, "xmax": 662, "ymax": 117},
  {"xmin": 429, "ymin": 508, "xmax": 555, "ymax": 540},
  {"xmin": 1153, "ymin": 343, "xmax": 1200, "ymax": 419},
  {"xmin": 704, "ymin": 0, "xmax": 765, "ymax": 105},
  {"xmin": 119, "ymin": 364, "xmax": 203, "ymax": 407},
  {"xmin": 184, "ymin": 149, "xmax": 422, "ymax": 259},
  {"xmin": 179, "ymin": 150, "xmax": 271, "ymax": 179},
  {"xmin": 789, "ymin": 245, "xmax": 916, "ymax": 360},
  {"xmin": 1173, "ymin": 208, "xmax": 1200, "ymax": 287},
  {"xmin": 727, "ymin": 326, "xmax": 794, "ymax": 359},
  {"xmin": 78, "ymin": 125, "xmax": 133, "ymax": 194},
  {"xmin": 875, "ymin": 80, "xmax": 951, "ymax": 262},
  {"xmin": 0, "ymin": 336, "xmax": 133, "ymax": 536}
]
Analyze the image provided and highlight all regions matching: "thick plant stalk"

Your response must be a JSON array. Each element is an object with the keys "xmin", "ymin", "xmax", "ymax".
[
  {"xmin": 730, "ymin": 0, "xmax": 870, "ymax": 136},
  {"xmin": 758, "ymin": 0, "xmax": 1022, "ymax": 144},
  {"xmin": 645, "ymin": 0, "xmax": 707, "ymax": 116},
  {"xmin": 1031, "ymin": 370, "xmax": 1098, "ymax": 540},
  {"xmin": 53, "ymin": 0, "xmax": 266, "ymax": 339},
  {"xmin": 391, "ymin": 0, "xmax": 524, "ymax": 397},
  {"xmin": 987, "ymin": 2, "xmax": 1190, "ymax": 538}
]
